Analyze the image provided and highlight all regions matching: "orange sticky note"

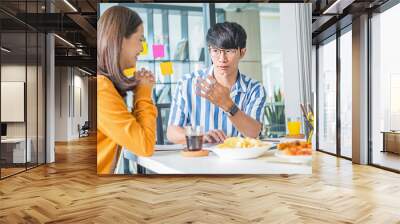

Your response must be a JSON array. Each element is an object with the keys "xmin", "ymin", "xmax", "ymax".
[
  {"xmin": 123, "ymin": 67, "xmax": 135, "ymax": 77},
  {"xmin": 160, "ymin": 62, "xmax": 173, "ymax": 76},
  {"xmin": 140, "ymin": 41, "xmax": 148, "ymax": 55}
]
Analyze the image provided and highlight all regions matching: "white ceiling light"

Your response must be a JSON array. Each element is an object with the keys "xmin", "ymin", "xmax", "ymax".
[
  {"xmin": 54, "ymin": 34, "xmax": 75, "ymax": 48},
  {"xmin": 323, "ymin": 0, "xmax": 354, "ymax": 15},
  {"xmin": 323, "ymin": 0, "xmax": 342, "ymax": 14},
  {"xmin": 78, "ymin": 67, "xmax": 92, "ymax": 76},
  {"xmin": 63, "ymin": 0, "xmax": 78, "ymax": 12},
  {"xmin": 1, "ymin": 47, "xmax": 11, "ymax": 53}
]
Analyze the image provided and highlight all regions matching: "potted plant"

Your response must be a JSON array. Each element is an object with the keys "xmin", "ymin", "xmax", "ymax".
[{"xmin": 263, "ymin": 89, "xmax": 286, "ymax": 138}]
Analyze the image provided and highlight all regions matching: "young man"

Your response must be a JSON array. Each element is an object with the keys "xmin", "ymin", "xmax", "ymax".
[{"xmin": 167, "ymin": 22, "xmax": 267, "ymax": 144}]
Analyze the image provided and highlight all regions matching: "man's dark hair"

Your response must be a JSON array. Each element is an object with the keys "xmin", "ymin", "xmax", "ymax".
[{"xmin": 206, "ymin": 22, "xmax": 247, "ymax": 49}]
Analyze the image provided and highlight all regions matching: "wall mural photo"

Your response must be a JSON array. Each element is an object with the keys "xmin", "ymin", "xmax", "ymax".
[{"xmin": 97, "ymin": 3, "xmax": 314, "ymax": 175}]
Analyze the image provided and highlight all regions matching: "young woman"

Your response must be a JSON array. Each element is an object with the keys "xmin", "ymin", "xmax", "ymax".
[{"xmin": 97, "ymin": 6, "xmax": 157, "ymax": 174}]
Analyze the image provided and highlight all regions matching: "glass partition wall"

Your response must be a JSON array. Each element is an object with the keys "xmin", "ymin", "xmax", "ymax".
[
  {"xmin": 0, "ymin": 1, "xmax": 46, "ymax": 179},
  {"xmin": 1, "ymin": 30, "xmax": 28, "ymax": 177}
]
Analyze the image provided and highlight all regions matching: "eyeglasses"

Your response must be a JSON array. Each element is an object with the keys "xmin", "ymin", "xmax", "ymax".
[{"xmin": 209, "ymin": 47, "xmax": 238, "ymax": 58}]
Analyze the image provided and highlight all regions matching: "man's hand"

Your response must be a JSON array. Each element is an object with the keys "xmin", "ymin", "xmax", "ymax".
[
  {"xmin": 195, "ymin": 76, "xmax": 233, "ymax": 112},
  {"xmin": 204, "ymin": 130, "xmax": 227, "ymax": 143}
]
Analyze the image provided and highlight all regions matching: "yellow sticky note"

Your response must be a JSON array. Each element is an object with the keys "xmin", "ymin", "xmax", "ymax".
[
  {"xmin": 160, "ymin": 62, "xmax": 173, "ymax": 76},
  {"xmin": 140, "ymin": 41, "xmax": 148, "ymax": 55},
  {"xmin": 123, "ymin": 67, "xmax": 135, "ymax": 77}
]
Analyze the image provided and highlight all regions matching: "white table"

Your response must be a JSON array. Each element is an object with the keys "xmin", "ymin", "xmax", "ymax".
[
  {"xmin": 136, "ymin": 146, "xmax": 312, "ymax": 174},
  {"xmin": 1, "ymin": 138, "xmax": 31, "ymax": 163}
]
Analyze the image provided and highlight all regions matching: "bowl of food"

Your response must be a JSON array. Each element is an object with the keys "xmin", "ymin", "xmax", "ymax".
[
  {"xmin": 210, "ymin": 137, "xmax": 274, "ymax": 160},
  {"xmin": 275, "ymin": 141, "xmax": 312, "ymax": 162}
]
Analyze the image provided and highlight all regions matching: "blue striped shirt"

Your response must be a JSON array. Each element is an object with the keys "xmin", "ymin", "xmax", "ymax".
[{"xmin": 168, "ymin": 66, "xmax": 267, "ymax": 137}]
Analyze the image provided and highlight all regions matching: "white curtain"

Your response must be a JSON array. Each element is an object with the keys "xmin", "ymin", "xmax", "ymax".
[{"xmin": 295, "ymin": 3, "xmax": 313, "ymax": 109}]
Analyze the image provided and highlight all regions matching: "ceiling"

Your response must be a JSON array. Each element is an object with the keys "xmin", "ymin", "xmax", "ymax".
[
  {"xmin": 0, "ymin": 0, "xmax": 97, "ymax": 74},
  {"xmin": 311, "ymin": 0, "xmax": 390, "ymax": 44}
]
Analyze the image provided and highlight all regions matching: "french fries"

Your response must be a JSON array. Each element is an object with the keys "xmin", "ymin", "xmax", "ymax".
[{"xmin": 216, "ymin": 137, "xmax": 269, "ymax": 149}]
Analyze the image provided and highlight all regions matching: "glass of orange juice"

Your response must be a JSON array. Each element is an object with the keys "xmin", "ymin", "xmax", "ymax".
[{"xmin": 287, "ymin": 118, "xmax": 301, "ymax": 136}]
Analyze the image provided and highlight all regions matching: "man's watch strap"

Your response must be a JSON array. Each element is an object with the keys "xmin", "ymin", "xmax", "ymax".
[{"xmin": 226, "ymin": 103, "xmax": 239, "ymax": 117}]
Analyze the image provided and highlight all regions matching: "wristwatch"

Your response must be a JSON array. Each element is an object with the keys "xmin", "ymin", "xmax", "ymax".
[{"xmin": 226, "ymin": 103, "xmax": 239, "ymax": 117}]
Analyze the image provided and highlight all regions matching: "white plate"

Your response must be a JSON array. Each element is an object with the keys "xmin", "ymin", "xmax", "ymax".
[
  {"xmin": 209, "ymin": 145, "xmax": 274, "ymax": 160},
  {"xmin": 274, "ymin": 150, "xmax": 312, "ymax": 163}
]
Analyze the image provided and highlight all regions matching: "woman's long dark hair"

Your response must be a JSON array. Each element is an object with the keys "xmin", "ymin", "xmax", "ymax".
[{"xmin": 97, "ymin": 6, "xmax": 142, "ymax": 95}]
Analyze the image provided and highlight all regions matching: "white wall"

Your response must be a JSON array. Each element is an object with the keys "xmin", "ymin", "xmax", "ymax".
[
  {"xmin": 72, "ymin": 72, "xmax": 89, "ymax": 138},
  {"xmin": 226, "ymin": 10, "xmax": 263, "ymax": 82},
  {"xmin": 54, "ymin": 67, "xmax": 89, "ymax": 141},
  {"xmin": 55, "ymin": 66, "xmax": 68, "ymax": 141},
  {"xmin": 260, "ymin": 11, "xmax": 283, "ymax": 101},
  {"xmin": 279, "ymin": 4, "xmax": 306, "ymax": 123}
]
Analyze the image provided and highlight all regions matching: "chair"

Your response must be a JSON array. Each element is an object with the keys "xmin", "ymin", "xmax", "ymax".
[
  {"xmin": 78, "ymin": 121, "xmax": 90, "ymax": 138},
  {"xmin": 114, "ymin": 104, "xmax": 171, "ymax": 174},
  {"xmin": 156, "ymin": 103, "xmax": 171, "ymax": 145}
]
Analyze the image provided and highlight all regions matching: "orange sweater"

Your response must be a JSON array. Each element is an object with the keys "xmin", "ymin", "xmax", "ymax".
[{"xmin": 97, "ymin": 75, "xmax": 157, "ymax": 174}]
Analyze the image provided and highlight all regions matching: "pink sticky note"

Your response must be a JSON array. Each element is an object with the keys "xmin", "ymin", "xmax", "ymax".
[{"xmin": 152, "ymin": 44, "xmax": 165, "ymax": 58}]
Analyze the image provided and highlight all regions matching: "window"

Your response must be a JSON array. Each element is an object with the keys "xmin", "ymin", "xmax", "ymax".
[
  {"xmin": 339, "ymin": 28, "xmax": 352, "ymax": 158},
  {"xmin": 370, "ymin": 3, "xmax": 400, "ymax": 171},
  {"xmin": 318, "ymin": 37, "xmax": 337, "ymax": 154},
  {"xmin": 188, "ymin": 11, "xmax": 204, "ymax": 61}
]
